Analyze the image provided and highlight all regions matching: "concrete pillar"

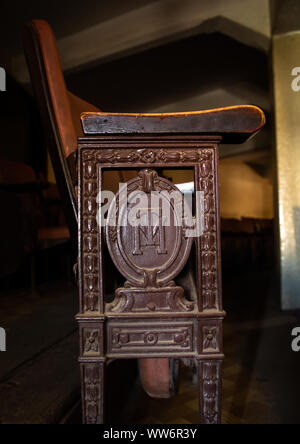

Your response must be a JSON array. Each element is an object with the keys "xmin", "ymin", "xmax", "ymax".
[{"xmin": 273, "ymin": 31, "xmax": 300, "ymax": 309}]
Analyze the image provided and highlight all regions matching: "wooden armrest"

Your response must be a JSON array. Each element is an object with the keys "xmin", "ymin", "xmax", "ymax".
[
  {"xmin": 68, "ymin": 91, "xmax": 100, "ymax": 138},
  {"xmin": 81, "ymin": 105, "xmax": 265, "ymax": 143}
]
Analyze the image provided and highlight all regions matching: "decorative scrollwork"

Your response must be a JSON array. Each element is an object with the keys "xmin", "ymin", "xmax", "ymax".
[{"xmin": 83, "ymin": 148, "xmax": 210, "ymax": 165}]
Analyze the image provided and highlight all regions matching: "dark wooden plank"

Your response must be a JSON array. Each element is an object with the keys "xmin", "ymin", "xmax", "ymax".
[{"xmin": 81, "ymin": 106, "xmax": 265, "ymax": 143}]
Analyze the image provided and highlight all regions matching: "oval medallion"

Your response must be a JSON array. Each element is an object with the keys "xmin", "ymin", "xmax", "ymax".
[{"xmin": 105, "ymin": 169, "xmax": 193, "ymax": 288}]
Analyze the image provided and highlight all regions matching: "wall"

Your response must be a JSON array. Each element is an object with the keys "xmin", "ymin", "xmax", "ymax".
[{"xmin": 219, "ymin": 158, "xmax": 273, "ymax": 220}]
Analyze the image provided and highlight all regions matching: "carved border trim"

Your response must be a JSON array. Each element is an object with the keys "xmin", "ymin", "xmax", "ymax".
[
  {"xmin": 81, "ymin": 362, "xmax": 104, "ymax": 424},
  {"xmin": 107, "ymin": 321, "xmax": 194, "ymax": 354},
  {"xmin": 82, "ymin": 148, "xmax": 209, "ymax": 165},
  {"xmin": 199, "ymin": 149, "xmax": 219, "ymax": 311},
  {"xmin": 81, "ymin": 155, "xmax": 101, "ymax": 313},
  {"xmin": 80, "ymin": 146, "xmax": 220, "ymax": 314},
  {"xmin": 199, "ymin": 360, "xmax": 222, "ymax": 425}
]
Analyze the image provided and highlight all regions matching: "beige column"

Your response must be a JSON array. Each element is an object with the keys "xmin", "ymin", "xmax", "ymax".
[{"xmin": 273, "ymin": 31, "xmax": 300, "ymax": 309}]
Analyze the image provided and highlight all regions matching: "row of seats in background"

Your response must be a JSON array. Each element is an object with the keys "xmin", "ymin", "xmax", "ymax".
[{"xmin": 0, "ymin": 76, "xmax": 71, "ymax": 294}]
